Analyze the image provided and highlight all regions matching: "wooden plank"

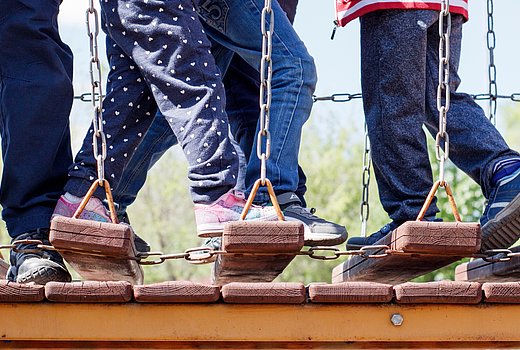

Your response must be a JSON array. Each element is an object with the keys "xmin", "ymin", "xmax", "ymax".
[
  {"xmin": 50, "ymin": 216, "xmax": 143, "ymax": 284},
  {"xmin": 134, "ymin": 281, "xmax": 220, "ymax": 303},
  {"xmin": 221, "ymin": 282, "xmax": 305, "ymax": 304},
  {"xmin": 0, "ymin": 280, "xmax": 45, "ymax": 302},
  {"xmin": 391, "ymin": 221, "xmax": 481, "ymax": 255},
  {"xmin": 483, "ymin": 282, "xmax": 520, "ymax": 303},
  {"xmin": 212, "ymin": 221, "xmax": 304, "ymax": 285},
  {"xmin": 333, "ymin": 222, "xmax": 480, "ymax": 285},
  {"xmin": 394, "ymin": 281, "xmax": 482, "ymax": 304},
  {"xmin": 45, "ymin": 281, "xmax": 133, "ymax": 302},
  {"xmin": 455, "ymin": 246, "xmax": 520, "ymax": 282},
  {"xmin": 308, "ymin": 282, "xmax": 393, "ymax": 303}
]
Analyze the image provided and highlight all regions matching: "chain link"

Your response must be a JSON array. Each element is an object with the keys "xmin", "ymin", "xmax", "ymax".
[
  {"xmin": 434, "ymin": 0, "xmax": 451, "ymax": 185},
  {"xmin": 360, "ymin": 122, "xmax": 371, "ymax": 237},
  {"xmin": 312, "ymin": 93, "xmax": 363, "ymax": 103},
  {"xmin": 86, "ymin": 1, "xmax": 107, "ymax": 185},
  {"xmin": 257, "ymin": 0, "xmax": 274, "ymax": 184},
  {"xmin": 487, "ymin": 0, "xmax": 498, "ymax": 125}
]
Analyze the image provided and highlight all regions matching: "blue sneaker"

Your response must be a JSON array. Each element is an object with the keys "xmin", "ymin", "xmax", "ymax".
[
  {"xmin": 345, "ymin": 222, "xmax": 399, "ymax": 250},
  {"xmin": 480, "ymin": 167, "xmax": 520, "ymax": 251}
]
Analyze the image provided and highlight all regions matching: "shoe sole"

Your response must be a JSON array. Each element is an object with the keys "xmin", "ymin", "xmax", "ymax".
[
  {"xmin": 304, "ymin": 232, "xmax": 348, "ymax": 247},
  {"xmin": 17, "ymin": 265, "xmax": 71, "ymax": 285},
  {"xmin": 197, "ymin": 215, "xmax": 279, "ymax": 238},
  {"xmin": 481, "ymin": 191, "xmax": 520, "ymax": 251}
]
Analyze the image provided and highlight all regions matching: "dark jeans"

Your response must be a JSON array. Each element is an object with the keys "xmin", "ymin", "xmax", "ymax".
[
  {"xmin": 0, "ymin": 0, "xmax": 73, "ymax": 237},
  {"xmin": 113, "ymin": 0, "xmax": 308, "ymax": 214},
  {"xmin": 360, "ymin": 10, "xmax": 519, "ymax": 223}
]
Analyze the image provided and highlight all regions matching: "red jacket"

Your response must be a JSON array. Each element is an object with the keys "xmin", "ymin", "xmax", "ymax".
[{"xmin": 336, "ymin": 0, "xmax": 469, "ymax": 27}]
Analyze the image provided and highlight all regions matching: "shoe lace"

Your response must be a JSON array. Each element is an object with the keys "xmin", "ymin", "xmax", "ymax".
[{"xmin": 287, "ymin": 204, "xmax": 319, "ymax": 218}]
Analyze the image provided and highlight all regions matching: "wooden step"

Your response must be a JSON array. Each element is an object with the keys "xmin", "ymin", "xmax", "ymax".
[
  {"xmin": 455, "ymin": 246, "xmax": 520, "ymax": 282},
  {"xmin": 482, "ymin": 282, "xmax": 520, "ymax": 303},
  {"xmin": 221, "ymin": 282, "xmax": 306, "ymax": 304},
  {"xmin": 45, "ymin": 281, "xmax": 133, "ymax": 302},
  {"xmin": 308, "ymin": 282, "xmax": 393, "ymax": 303},
  {"xmin": 333, "ymin": 221, "xmax": 480, "ymax": 285},
  {"xmin": 134, "ymin": 281, "xmax": 220, "ymax": 303},
  {"xmin": 0, "ymin": 280, "xmax": 44, "ymax": 302},
  {"xmin": 394, "ymin": 281, "xmax": 482, "ymax": 304},
  {"xmin": 212, "ymin": 221, "xmax": 304, "ymax": 285},
  {"xmin": 50, "ymin": 216, "xmax": 143, "ymax": 284}
]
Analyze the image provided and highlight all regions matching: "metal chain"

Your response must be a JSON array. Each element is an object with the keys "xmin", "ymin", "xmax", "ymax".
[
  {"xmin": 360, "ymin": 122, "xmax": 371, "ymax": 237},
  {"xmin": 312, "ymin": 93, "xmax": 363, "ymax": 103},
  {"xmin": 7, "ymin": 239, "xmax": 520, "ymax": 264},
  {"xmin": 487, "ymin": 0, "xmax": 498, "ymax": 125},
  {"xmin": 435, "ymin": 0, "xmax": 451, "ymax": 185},
  {"xmin": 257, "ymin": 0, "xmax": 274, "ymax": 184},
  {"xmin": 87, "ymin": 0, "xmax": 107, "ymax": 185}
]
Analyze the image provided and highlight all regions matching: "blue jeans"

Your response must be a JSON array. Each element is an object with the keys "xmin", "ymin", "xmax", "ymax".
[
  {"xmin": 360, "ymin": 10, "xmax": 520, "ymax": 223},
  {"xmin": 113, "ymin": 0, "xmax": 313, "ymax": 211},
  {"xmin": 0, "ymin": 0, "xmax": 73, "ymax": 237}
]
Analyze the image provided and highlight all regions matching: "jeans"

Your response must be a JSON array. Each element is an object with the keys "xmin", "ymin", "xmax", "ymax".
[
  {"xmin": 113, "ymin": 0, "xmax": 312, "ymax": 211},
  {"xmin": 360, "ymin": 10, "xmax": 519, "ymax": 223},
  {"xmin": 0, "ymin": 0, "xmax": 73, "ymax": 237},
  {"xmin": 65, "ymin": 0, "xmax": 238, "ymax": 204}
]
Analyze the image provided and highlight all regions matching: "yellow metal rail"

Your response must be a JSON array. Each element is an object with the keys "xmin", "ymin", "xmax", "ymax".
[{"xmin": 1, "ymin": 303, "xmax": 519, "ymax": 348}]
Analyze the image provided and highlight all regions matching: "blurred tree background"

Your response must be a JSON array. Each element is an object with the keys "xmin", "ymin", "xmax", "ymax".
[{"xmin": 0, "ymin": 103, "xmax": 518, "ymax": 284}]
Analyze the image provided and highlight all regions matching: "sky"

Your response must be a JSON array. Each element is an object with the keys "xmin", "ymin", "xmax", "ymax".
[{"xmin": 58, "ymin": 0, "xmax": 520, "ymax": 147}]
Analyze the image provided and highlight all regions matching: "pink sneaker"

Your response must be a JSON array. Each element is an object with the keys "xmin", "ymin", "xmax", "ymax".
[
  {"xmin": 194, "ymin": 190, "xmax": 278, "ymax": 237},
  {"xmin": 52, "ymin": 193, "xmax": 111, "ymax": 222}
]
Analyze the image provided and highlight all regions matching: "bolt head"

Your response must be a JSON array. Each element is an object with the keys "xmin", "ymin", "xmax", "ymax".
[{"xmin": 391, "ymin": 313, "xmax": 404, "ymax": 326}]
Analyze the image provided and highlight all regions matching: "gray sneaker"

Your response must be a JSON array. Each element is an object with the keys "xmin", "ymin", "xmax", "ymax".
[
  {"xmin": 8, "ymin": 229, "xmax": 71, "ymax": 284},
  {"xmin": 277, "ymin": 193, "xmax": 348, "ymax": 246}
]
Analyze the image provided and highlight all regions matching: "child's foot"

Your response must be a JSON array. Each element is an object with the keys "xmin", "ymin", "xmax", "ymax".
[
  {"xmin": 194, "ymin": 190, "xmax": 278, "ymax": 237},
  {"xmin": 480, "ymin": 167, "xmax": 520, "ymax": 251},
  {"xmin": 52, "ymin": 192, "xmax": 110, "ymax": 222}
]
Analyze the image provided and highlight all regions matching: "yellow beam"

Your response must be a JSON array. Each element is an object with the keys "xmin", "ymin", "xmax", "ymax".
[{"xmin": 0, "ymin": 303, "xmax": 519, "ymax": 347}]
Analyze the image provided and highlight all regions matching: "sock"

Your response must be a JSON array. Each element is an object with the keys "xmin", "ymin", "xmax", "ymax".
[
  {"xmin": 63, "ymin": 192, "xmax": 82, "ymax": 203},
  {"xmin": 491, "ymin": 157, "xmax": 520, "ymax": 186}
]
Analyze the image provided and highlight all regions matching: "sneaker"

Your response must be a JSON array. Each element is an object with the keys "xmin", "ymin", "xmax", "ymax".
[
  {"xmin": 345, "ymin": 222, "xmax": 399, "ymax": 250},
  {"xmin": 7, "ymin": 229, "xmax": 71, "ymax": 284},
  {"xmin": 277, "ymin": 192, "xmax": 347, "ymax": 246},
  {"xmin": 52, "ymin": 193, "xmax": 110, "ymax": 222},
  {"xmin": 118, "ymin": 212, "xmax": 151, "ymax": 254},
  {"xmin": 53, "ymin": 193, "xmax": 151, "ymax": 254},
  {"xmin": 480, "ymin": 167, "xmax": 520, "ymax": 251},
  {"xmin": 194, "ymin": 190, "xmax": 278, "ymax": 237}
]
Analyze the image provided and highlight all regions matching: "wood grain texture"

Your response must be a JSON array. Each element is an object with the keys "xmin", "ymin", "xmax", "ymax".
[
  {"xmin": 394, "ymin": 281, "xmax": 482, "ymax": 304},
  {"xmin": 0, "ymin": 280, "xmax": 45, "ymax": 302},
  {"xmin": 455, "ymin": 246, "xmax": 520, "ymax": 282},
  {"xmin": 333, "ymin": 223, "xmax": 480, "ymax": 285},
  {"xmin": 50, "ymin": 217, "xmax": 143, "ymax": 284},
  {"xmin": 134, "ymin": 281, "xmax": 220, "ymax": 303},
  {"xmin": 391, "ymin": 221, "xmax": 481, "ymax": 255},
  {"xmin": 0, "ymin": 259, "xmax": 9, "ymax": 279},
  {"xmin": 482, "ymin": 282, "xmax": 520, "ymax": 303},
  {"xmin": 221, "ymin": 282, "xmax": 306, "ymax": 304},
  {"xmin": 213, "ymin": 221, "xmax": 304, "ymax": 285},
  {"xmin": 45, "ymin": 281, "xmax": 133, "ymax": 302},
  {"xmin": 223, "ymin": 221, "xmax": 304, "ymax": 253},
  {"xmin": 308, "ymin": 282, "xmax": 393, "ymax": 303},
  {"xmin": 50, "ymin": 216, "xmax": 134, "ymax": 257}
]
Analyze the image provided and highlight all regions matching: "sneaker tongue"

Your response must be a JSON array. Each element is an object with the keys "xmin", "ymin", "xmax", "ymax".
[{"xmin": 277, "ymin": 192, "xmax": 302, "ymax": 208}]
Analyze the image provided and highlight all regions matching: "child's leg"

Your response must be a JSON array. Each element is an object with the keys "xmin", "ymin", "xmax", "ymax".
[
  {"xmin": 63, "ymin": 18, "xmax": 158, "ymax": 208},
  {"xmin": 360, "ymin": 10, "xmax": 440, "ymax": 224},
  {"xmin": 423, "ymin": 14, "xmax": 519, "ymax": 199},
  {"xmin": 423, "ymin": 14, "xmax": 520, "ymax": 250},
  {"xmin": 197, "ymin": 0, "xmax": 317, "ymax": 204},
  {"xmin": 102, "ymin": 0, "xmax": 237, "ymax": 204}
]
